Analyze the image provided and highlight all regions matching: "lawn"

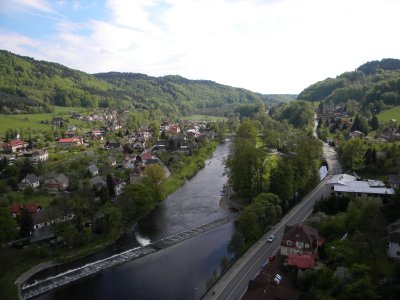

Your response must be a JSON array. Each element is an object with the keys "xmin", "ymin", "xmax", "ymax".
[
  {"xmin": 0, "ymin": 106, "xmax": 90, "ymax": 135},
  {"xmin": 181, "ymin": 115, "xmax": 227, "ymax": 122},
  {"xmin": 377, "ymin": 106, "xmax": 400, "ymax": 123}
]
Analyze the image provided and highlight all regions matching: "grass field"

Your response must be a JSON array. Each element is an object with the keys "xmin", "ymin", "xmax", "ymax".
[
  {"xmin": 181, "ymin": 115, "xmax": 227, "ymax": 122},
  {"xmin": 377, "ymin": 106, "xmax": 400, "ymax": 123},
  {"xmin": 0, "ymin": 106, "xmax": 90, "ymax": 135}
]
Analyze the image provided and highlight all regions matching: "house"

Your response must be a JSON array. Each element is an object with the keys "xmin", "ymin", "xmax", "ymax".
[
  {"xmin": 152, "ymin": 140, "xmax": 166, "ymax": 151},
  {"xmin": 388, "ymin": 174, "xmax": 400, "ymax": 189},
  {"xmin": 140, "ymin": 151, "xmax": 156, "ymax": 163},
  {"xmin": 57, "ymin": 137, "xmax": 82, "ymax": 148},
  {"xmin": 280, "ymin": 223, "xmax": 320, "ymax": 256},
  {"xmin": 51, "ymin": 117, "xmax": 64, "ymax": 127},
  {"xmin": 43, "ymin": 173, "xmax": 69, "ymax": 191},
  {"xmin": 347, "ymin": 130, "xmax": 365, "ymax": 139},
  {"xmin": 3, "ymin": 140, "xmax": 28, "ymax": 153},
  {"xmin": 325, "ymin": 174, "xmax": 395, "ymax": 199},
  {"xmin": 32, "ymin": 207, "xmax": 74, "ymax": 230},
  {"xmin": 113, "ymin": 177, "xmax": 126, "ymax": 196},
  {"xmin": 388, "ymin": 219, "xmax": 400, "ymax": 259},
  {"xmin": 24, "ymin": 149, "xmax": 49, "ymax": 162},
  {"xmin": 87, "ymin": 164, "xmax": 99, "ymax": 176},
  {"xmin": 89, "ymin": 176, "xmax": 106, "ymax": 191},
  {"xmin": 287, "ymin": 254, "xmax": 316, "ymax": 270},
  {"xmin": 10, "ymin": 203, "xmax": 41, "ymax": 217},
  {"xmin": 18, "ymin": 173, "xmax": 40, "ymax": 190},
  {"xmin": 168, "ymin": 124, "xmax": 181, "ymax": 134}
]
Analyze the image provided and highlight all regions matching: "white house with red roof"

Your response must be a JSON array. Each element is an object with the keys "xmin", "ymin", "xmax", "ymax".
[
  {"xmin": 3, "ymin": 140, "xmax": 28, "ymax": 153},
  {"xmin": 57, "ymin": 137, "xmax": 82, "ymax": 148}
]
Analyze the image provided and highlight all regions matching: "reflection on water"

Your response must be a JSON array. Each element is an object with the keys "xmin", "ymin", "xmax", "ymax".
[{"xmin": 34, "ymin": 141, "xmax": 234, "ymax": 300}]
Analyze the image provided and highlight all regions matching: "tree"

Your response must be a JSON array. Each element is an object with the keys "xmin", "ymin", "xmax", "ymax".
[
  {"xmin": 0, "ymin": 207, "xmax": 18, "ymax": 242},
  {"xmin": 106, "ymin": 173, "xmax": 115, "ymax": 197},
  {"xmin": 340, "ymin": 139, "xmax": 367, "ymax": 170},
  {"xmin": 142, "ymin": 164, "xmax": 166, "ymax": 202},
  {"xmin": 19, "ymin": 208, "xmax": 33, "ymax": 237},
  {"xmin": 226, "ymin": 121, "xmax": 264, "ymax": 198},
  {"xmin": 370, "ymin": 115, "xmax": 379, "ymax": 131},
  {"xmin": 120, "ymin": 183, "xmax": 156, "ymax": 221}
]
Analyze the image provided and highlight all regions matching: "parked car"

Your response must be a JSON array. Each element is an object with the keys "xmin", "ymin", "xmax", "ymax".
[{"xmin": 267, "ymin": 234, "xmax": 276, "ymax": 243}]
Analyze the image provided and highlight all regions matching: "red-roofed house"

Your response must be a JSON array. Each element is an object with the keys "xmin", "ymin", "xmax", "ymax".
[
  {"xmin": 10, "ymin": 203, "xmax": 41, "ymax": 217},
  {"xmin": 280, "ymin": 223, "xmax": 320, "ymax": 256},
  {"xmin": 287, "ymin": 254, "xmax": 315, "ymax": 269},
  {"xmin": 57, "ymin": 137, "xmax": 82, "ymax": 148},
  {"xmin": 140, "ymin": 151, "xmax": 155, "ymax": 162},
  {"xmin": 3, "ymin": 140, "xmax": 28, "ymax": 153},
  {"xmin": 168, "ymin": 124, "xmax": 181, "ymax": 134}
]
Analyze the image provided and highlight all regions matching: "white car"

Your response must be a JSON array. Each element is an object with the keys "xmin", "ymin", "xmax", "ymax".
[{"xmin": 267, "ymin": 234, "xmax": 276, "ymax": 243}]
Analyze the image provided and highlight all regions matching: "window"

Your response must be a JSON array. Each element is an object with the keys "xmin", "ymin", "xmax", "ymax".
[
  {"xmin": 304, "ymin": 243, "xmax": 309, "ymax": 249},
  {"xmin": 287, "ymin": 240, "xmax": 292, "ymax": 246}
]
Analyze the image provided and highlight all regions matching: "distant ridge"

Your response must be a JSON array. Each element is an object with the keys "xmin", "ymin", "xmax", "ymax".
[{"xmin": 0, "ymin": 49, "xmax": 290, "ymax": 116}]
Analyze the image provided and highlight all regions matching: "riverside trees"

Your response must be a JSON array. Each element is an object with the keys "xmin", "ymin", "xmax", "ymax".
[
  {"xmin": 226, "ymin": 120, "xmax": 264, "ymax": 199},
  {"xmin": 227, "ymin": 102, "xmax": 321, "ymax": 253}
]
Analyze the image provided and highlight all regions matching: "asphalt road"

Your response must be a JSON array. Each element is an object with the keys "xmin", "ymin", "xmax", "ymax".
[{"xmin": 202, "ymin": 142, "xmax": 342, "ymax": 300}]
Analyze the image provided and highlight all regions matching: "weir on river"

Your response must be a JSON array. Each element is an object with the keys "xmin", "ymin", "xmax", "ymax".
[{"xmin": 21, "ymin": 213, "xmax": 237, "ymax": 300}]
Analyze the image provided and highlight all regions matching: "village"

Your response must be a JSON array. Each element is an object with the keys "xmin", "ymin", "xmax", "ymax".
[{"xmin": 0, "ymin": 108, "xmax": 219, "ymax": 250}]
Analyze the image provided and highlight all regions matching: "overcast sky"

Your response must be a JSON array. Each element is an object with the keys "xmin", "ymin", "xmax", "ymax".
[{"xmin": 0, "ymin": 0, "xmax": 399, "ymax": 94}]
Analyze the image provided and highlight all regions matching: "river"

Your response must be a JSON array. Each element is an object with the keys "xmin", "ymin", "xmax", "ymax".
[{"xmin": 32, "ymin": 140, "xmax": 235, "ymax": 300}]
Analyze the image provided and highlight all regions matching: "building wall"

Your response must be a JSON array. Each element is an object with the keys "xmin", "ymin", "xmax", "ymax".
[{"xmin": 388, "ymin": 242, "xmax": 400, "ymax": 259}]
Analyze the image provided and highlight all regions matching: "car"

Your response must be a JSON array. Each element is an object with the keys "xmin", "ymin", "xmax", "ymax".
[{"xmin": 267, "ymin": 234, "xmax": 276, "ymax": 243}]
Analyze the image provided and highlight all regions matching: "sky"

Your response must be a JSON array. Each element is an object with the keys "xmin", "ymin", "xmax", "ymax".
[{"xmin": 0, "ymin": 0, "xmax": 400, "ymax": 94}]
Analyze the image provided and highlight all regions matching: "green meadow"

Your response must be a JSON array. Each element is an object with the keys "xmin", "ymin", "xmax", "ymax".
[
  {"xmin": 0, "ymin": 106, "xmax": 89, "ymax": 135},
  {"xmin": 181, "ymin": 114, "xmax": 227, "ymax": 122},
  {"xmin": 377, "ymin": 106, "xmax": 400, "ymax": 123}
]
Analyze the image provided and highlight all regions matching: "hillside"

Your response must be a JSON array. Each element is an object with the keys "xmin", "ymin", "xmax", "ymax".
[
  {"xmin": 297, "ymin": 58, "xmax": 400, "ymax": 113},
  {"xmin": 0, "ymin": 50, "xmax": 281, "ymax": 117}
]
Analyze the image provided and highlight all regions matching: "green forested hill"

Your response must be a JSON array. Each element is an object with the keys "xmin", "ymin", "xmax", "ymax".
[
  {"xmin": 0, "ymin": 50, "xmax": 278, "ymax": 117},
  {"xmin": 297, "ymin": 58, "xmax": 400, "ymax": 111}
]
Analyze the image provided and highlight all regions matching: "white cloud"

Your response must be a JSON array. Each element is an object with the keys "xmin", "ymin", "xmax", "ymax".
[
  {"xmin": 1, "ymin": 0, "xmax": 400, "ymax": 93},
  {"xmin": 0, "ymin": 0, "xmax": 56, "ymax": 14}
]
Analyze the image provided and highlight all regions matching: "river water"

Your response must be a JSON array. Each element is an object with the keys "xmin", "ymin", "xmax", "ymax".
[{"xmin": 33, "ymin": 140, "xmax": 235, "ymax": 300}]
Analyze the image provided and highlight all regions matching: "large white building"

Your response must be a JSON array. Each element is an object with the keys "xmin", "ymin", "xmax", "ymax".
[{"xmin": 325, "ymin": 174, "xmax": 395, "ymax": 199}]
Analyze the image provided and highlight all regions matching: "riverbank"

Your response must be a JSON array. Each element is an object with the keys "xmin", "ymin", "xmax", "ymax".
[
  {"xmin": 4, "ymin": 140, "xmax": 220, "ymax": 300},
  {"xmin": 219, "ymin": 184, "xmax": 247, "ymax": 211}
]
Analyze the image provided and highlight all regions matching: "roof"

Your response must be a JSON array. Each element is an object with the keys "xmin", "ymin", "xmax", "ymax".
[
  {"xmin": 334, "ymin": 180, "xmax": 395, "ymax": 195},
  {"xmin": 141, "ymin": 151, "xmax": 154, "ymax": 161},
  {"xmin": 283, "ymin": 223, "xmax": 318, "ymax": 244},
  {"xmin": 58, "ymin": 138, "xmax": 80, "ymax": 143},
  {"xmin": 4, "ymin": 140, "xmax": 27, "ymax": 147},
  {"xmin": 24, "ymin": 173, "xmax": 40, "ymax": 184},
  {"xmin": 89, "ymin": 176, "xmax": 105, "ymax": 186},
  {"xmin": 327, "ymin": 174, "xmax": 357, "ymax": 185},
  {"xmin": 10, "ymin": 203, "xmax": 41, "ymax": 214},
  {"xmin": 287, "ymin": 254, "xmax": 315, "ymax": 269},
  {"xmin": 87, "ymin": 164, "xmax": 99, "ymax": 174}
]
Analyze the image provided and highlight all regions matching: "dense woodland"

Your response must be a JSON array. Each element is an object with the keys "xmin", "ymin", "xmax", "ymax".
[
  {"xmin": 298, "ymin": 58, "xmax": 400, "ymax": 114},
  {"xmin": 0, "ymin": 50, "xmax": 292, "ymax": 117}
]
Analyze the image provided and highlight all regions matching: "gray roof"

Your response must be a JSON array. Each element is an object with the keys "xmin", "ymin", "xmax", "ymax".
[
  {"xmin": 87, "ymin": 164, "xmax": 99, "ymax": 174},
  {"xmin": 55, "ymin": 174, "xmax": 69, "ymax": 184},
  {"xmin": 25, "ymin": 173, "xmax": 39, "ymax": 184},
  {"xmin": 89, "ymin": 176, "xmax": 106, "ymax": 187}
]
